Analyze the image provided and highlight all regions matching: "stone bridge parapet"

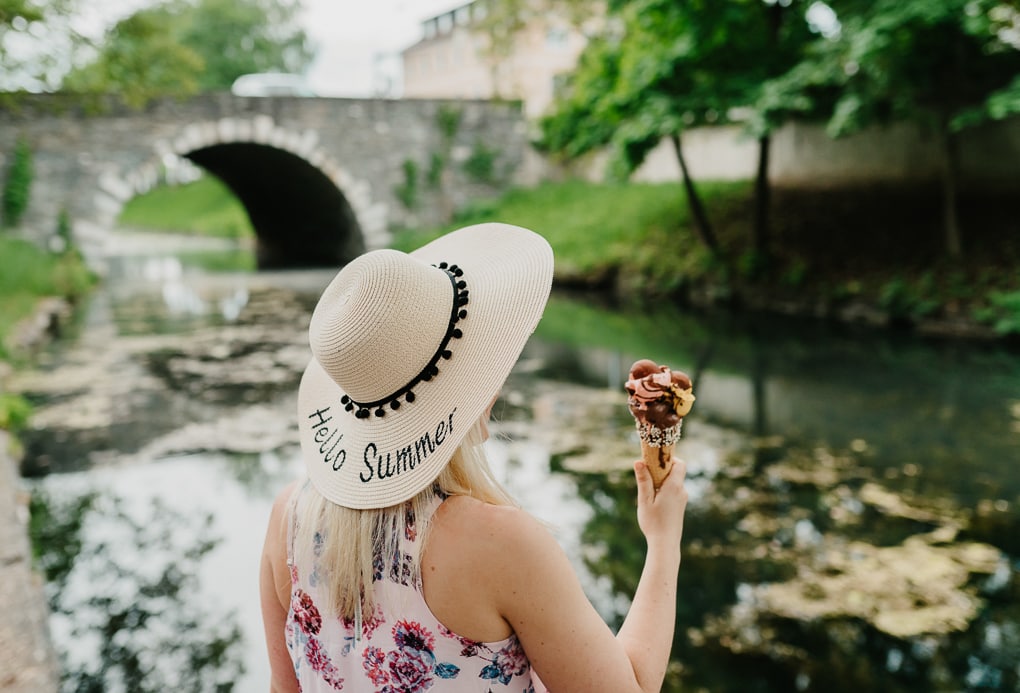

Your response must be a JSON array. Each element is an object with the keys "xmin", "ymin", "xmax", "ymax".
[{"xmin": 0, "ymin": 93, "xmax": 531, "ymax": 268}]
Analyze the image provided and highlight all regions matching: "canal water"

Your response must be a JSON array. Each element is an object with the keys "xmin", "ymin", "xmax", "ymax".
[{"xmin": 15, "ymin": 235, "xmax": 1020, "ymax": 692}]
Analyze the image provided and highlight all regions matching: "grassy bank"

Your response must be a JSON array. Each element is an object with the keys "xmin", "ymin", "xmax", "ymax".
[
  {"xmin": 118, "ymin": 175, "xmax": 253, "ymax": 238},
  {"xmin": 394, "ymin": 181, "xmax": 1020, "ymax": 338},
  {"xmin": 0, "ymin": 237, "xmax": 95, "ymax": 433},
  {"xmin": 389, "ymin": 178, "xmax": 742, "ymax": 291},
  {"xmin": 121, "ymin": 175, "xmax": 1020, "ymax": 338},
  {"xmin": 392, "ymin": 180, "xmax": 748, "ymax": 294},
  {"xmin": 0, "ymin": 238, "xmax": 94, "ymax": 360}
]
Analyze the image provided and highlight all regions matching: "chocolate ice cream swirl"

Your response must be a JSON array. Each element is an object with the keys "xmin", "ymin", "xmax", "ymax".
[{"xmin": 625, "ymin": 360, "xmax": 695, "ymax": 430}]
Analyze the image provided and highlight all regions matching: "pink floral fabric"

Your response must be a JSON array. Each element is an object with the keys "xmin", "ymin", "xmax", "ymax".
[{"xmin": 285, "ymin": 490, "xmax": 540, "ymax": 692}]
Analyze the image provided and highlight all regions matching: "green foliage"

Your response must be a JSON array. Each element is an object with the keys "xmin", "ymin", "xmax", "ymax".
[
  {"xmin": 538, "ymin": 34, "xmax": 627, "ymax": 162},
  {"xmin": 28, "ymin": 489, "xmax": 96, "ymax": 583},
  {"xmin": 55, "ymin": 206, "xmax": 72, "ymax": 250},
  {"xmin": 541, "ymin": 0, "xmax": 816, "ymax": 173},
  {"xmin": 426, "ymin": 152, "xmax": 445, "ymax": 189},
  {"xmin": 878, "ymin": 276, "xmax": 939, "ymax": 320},
  {"xmin": 60, "ymin": 0, "xmax": 313, "ymax": 103},
  {"xmin": 768, "ymin": 0, "xmax": 1020, "ymax": 137},
  {"xmin": 176, "ymin": 0, "xmax": 314, "ymax": 91},
  {"xmin": 393, "ymin": 179, "xmax": 746, "ymax": 285},
  {"xmin": 966, "ymin": 73, "xmax": 1020, "ymax": 125},
  {"xmin": 436, "ymin": 105, "xmax": 462, "ymax": 143},
  {"xmin": 749, "ymin": 36, "xmax": 847, "ymax": 135},
  {"xmin": 0, "ymin": 293, "xmax": 35, "ymax": 358},
  {"xmin": 975, "ymin": 290, "xmax": 1020, "ymax": 335},
  {"xmin": 62, "ymin": 5, "xmax": 204, "ymax": 107},
  {"xmin": 543, "ymin": 2, "xmax": 1020, "ymax": 169},
  {"xmin": 736, "ymin": 249, "xmax": 772, "ymax": 281},
  {"xmin": 0, "ymin": 392, "xmax": 32, "ymax": 432},
  {"xmin": 451, "ymin": 197, "xmax": 499, "ymax": 222},
  {"xmin": 118, "ymin": 175, "xmax": 253, "ymax": 238},
  {"xmin": 462, "ymin": 140, "xmax": 500, "ymax": 184},
  {"xmin": 0, "ymin": 0, "xmax": 44, "ymax": 26},
  {"xmin": 0, "ymin": 236, "xmax": 94, "ymax": 358},
  {"xmin": 538, "ymin": 0, "xmax": 1020, "ymax": 261},
  {"xmin": 780, "ymin": 257, "xmax": 809, "ymax": 288},
  {"xmin": 176, "ymin": 249, "xmax": 256, "ymax": 273},
  {"xmin": 0, "ymin": 0, "xmax": 78, "ymax": 90},
  {"xmin": 0, "ymin": 237, "xmax": 94, "ymax": 299},
  {"xmin": 394, "ymin": 159, "xmax": 419, "ymax": 211},
  {"xmin": 537, "ymin": 0, "xmax": 816, "ymax": 257},
  {"xmin": 2, "ymin": 136, "xmax": 33, "ymax": 228},
  {"xmin": 427, "ymin": 105, "xmax": 463, "ymax": 222}
]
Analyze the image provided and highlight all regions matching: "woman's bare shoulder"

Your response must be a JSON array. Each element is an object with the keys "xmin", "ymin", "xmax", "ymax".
[
  {"xmin": 264, "ymin": 480, "xmax": 302, "ymax": 550},
  {"xmin": 270, "ymin": 479, "xmax": 301, "ymax": 520},
  {"xmin": 440, "ymin": 495, "xmax": 542, "ymax": 531},
  {"xmin": 437, "ymin": 496, "xmax": 561, "ymax": 565}
]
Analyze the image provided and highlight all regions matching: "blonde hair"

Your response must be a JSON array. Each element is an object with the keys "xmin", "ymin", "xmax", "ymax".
[{"xmin": 292, "ymin": 418, "xmax": 515, "ymax": 621}]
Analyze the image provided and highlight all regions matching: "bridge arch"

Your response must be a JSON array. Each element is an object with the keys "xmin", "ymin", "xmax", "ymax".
[
  {"xmin": 1, "ymin": 94, "xmax": 532, "ymax": 270},
  {"xmin": 98, "ymin": 115, "xmax": 387, "ymax": 268}
]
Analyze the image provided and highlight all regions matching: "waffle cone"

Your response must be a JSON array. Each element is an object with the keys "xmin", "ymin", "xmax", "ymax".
[{"xmin": 641, "ymin": 440, "xmax": 674, "ymax": 490}]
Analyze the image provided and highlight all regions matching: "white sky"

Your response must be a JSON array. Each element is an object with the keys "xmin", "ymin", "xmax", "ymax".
[
  {"xmin": 12, "ymin": 0, "xmax": 465, "ymax": 96},
  {"xmin": 300, "ymin": 0, "xmax": 464, "ymax": 97}
]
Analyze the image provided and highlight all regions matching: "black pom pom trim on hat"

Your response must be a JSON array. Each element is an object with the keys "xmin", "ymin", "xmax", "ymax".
[{"xmin": 340, "ymin": 262, "xmax": 467, "ymax": 418}]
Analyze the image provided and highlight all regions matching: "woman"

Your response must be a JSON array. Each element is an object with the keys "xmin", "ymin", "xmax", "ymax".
[{"xmin": 260, "ymin": 223, "xmax": 688, "ymax": 692}]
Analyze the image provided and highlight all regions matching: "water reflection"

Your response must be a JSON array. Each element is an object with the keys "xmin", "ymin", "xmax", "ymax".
[
  {"xmin": 517, "ymin": 294, "xmax": 1020, "ymax": 692},
  {"xmin": 30, "ymin": 477, "xmax": 245, "ymax": 692},
  {"xmin": 17, "ymin": 250, "xmax": 1020, "ymax": 692},
  {"xmin": 564, "ymin": 448, "xmax": 1018, "ymax": 692},
  {"xmin": 534, "ymin": 294, "xmax": 1020, "ymax": 504}
]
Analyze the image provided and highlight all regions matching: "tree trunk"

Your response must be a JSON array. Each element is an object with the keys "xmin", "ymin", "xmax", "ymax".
[
  {"xmin": 940, "ymin": 124, "xmax": 963, "ymax": 258},
  {"xmin": 751, "ymin": 0, "xmax": 782, "ymax": 270},
  {"xmin": 753, "ymin": 133, "xmax": 772, "ymax": 263},
  {"xmin": 669, "ymin": 132, "xmax": 718, "ymax": 253}
]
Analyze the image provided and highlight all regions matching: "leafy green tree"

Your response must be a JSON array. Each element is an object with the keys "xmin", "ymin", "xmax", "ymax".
[
  {"xmin": 0, "ymin": 0, "xmax": 43, "ymax": 26},
  {"xmin": 540, "ymin": 0, "xmax": 816, "ymax": 260},
  {"xmin": 0, "ymin": 0, "xmax": 79, "ymax": 90},
  {"xmin": 761, "ymin": 0, "xmax": 1020, "ymax": 258},
  {"xmin": 61, "ymin": 0, "xmax": 313, "ymax": 103},
  {"xmin": 62, "ymin": 6, "xmax": 204, "ymax": 108},
  {"xmin": 177, "ymin": 0, "xmax": 314, "ymax": 91}
]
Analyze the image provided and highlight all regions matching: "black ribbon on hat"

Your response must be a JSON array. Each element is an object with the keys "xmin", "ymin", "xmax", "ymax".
[{"xmin": 341, "ymin": 262, "xmax": 469, "ymax": 419}]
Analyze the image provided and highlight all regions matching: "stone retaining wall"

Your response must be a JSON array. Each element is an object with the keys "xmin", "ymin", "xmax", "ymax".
[{"xmin": 0, "ymin": 431, "xmax": 58, "ymax": 692}]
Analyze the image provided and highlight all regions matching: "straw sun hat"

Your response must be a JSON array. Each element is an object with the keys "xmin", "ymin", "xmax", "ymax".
[{"xmin": 298, "ymin": 222, "xmax": 554, "ymax": 509}]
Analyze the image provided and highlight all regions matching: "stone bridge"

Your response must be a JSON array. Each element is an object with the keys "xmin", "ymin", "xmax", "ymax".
[{"xmin": 0, "ymin": 93, "xmax": 532, "ymax": 267}]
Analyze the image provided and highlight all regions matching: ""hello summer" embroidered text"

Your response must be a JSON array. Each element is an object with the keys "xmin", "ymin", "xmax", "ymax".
[{"xmin": 306, "ymin": 407, "xmax": 458, "ymax": 485}]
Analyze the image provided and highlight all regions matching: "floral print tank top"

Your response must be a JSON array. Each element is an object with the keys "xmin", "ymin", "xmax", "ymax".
[{"xmin": 285, "ymin": 485, "xmax": 541, "ymax": 692}]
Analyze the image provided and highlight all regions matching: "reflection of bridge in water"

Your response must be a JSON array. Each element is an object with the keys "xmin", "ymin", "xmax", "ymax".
[{"xmin": 0, "ymin": 94, "xmax": 529, "ymax": 268}]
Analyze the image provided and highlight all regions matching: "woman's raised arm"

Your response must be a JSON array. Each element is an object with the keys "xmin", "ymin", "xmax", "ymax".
[
  {"xmin": 260, "ymin": 482, "xmax": 301, "ymax": 693},
  {"xmin": 485, "ymin": 459, "xmax": 688, "ymax": 693}
]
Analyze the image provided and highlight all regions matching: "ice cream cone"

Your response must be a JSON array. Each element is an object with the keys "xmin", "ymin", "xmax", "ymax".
[
  {"xmin": 641, "ymin": 439, "xmax": 674, "ymax": 489},
  {"xmin": 625, "ymin": 359, "xmax": 694, "ymax": 492},
  {"xmin": 634, "ymin": 419, "xmax": 682, "ymax": 490}
]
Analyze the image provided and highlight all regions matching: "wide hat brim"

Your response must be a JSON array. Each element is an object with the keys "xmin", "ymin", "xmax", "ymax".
[{"xmin": 298, "ymin": 222, "xmax": 553, "ymax": 509}]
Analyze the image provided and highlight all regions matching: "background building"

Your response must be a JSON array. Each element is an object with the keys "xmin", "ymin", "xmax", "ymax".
[{"xmin": 401, "ymin": 1, "xmax": 589, "ymax": 118}]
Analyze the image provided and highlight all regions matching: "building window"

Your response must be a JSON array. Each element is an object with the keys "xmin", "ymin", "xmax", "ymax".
[
  {"xmin": 454, "ymin": 6, "xmax": 471, "ymax": 25},
  {"xmin": 424, "ymin": 19, "xmax": 437, "ymax": 39},
  {"xmin": 437, "ymin": 12, "xmax": 454, "ymax": 34}
]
